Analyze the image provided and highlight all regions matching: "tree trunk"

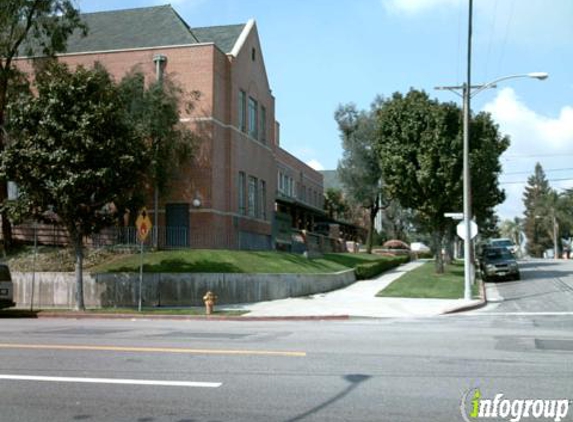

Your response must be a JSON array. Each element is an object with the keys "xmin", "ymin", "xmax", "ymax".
[
  {"xmin": 366, "ymin": 205, "xmax": 377, "ymax": 254},
  {"xmin": 73, "ymin": 233, "xmax": 85, "ymax": 311},
  {"xmin": 433, "ymin": 229, "xmax": 445, "ymax": 274},
  {"xmin": 0, "ymin": 78, "xmax": 13, "ymax": 252},
  {"xmin": 444, "ymin": 224, "xmax": 454, "ymax": 265}
]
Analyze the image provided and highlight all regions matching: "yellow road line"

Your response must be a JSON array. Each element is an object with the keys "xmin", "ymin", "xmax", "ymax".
[{"xmin": 0, "ymin": 343, "xmax": 306, "ymax": 357}]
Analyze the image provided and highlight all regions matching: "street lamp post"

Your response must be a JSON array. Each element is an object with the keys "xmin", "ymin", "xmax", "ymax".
[
  {"xmin": 433, "ymin": 0, "xmax": 548, "ymax": 302},
  {"xmin": 436, "ymin": 71, "xmax": 548, "ymax": 300}
]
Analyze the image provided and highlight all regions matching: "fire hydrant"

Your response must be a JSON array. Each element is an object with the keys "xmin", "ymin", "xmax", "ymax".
[{"xmin": 203, "ymin": 291, "xmax": 217, "ymax": 315}]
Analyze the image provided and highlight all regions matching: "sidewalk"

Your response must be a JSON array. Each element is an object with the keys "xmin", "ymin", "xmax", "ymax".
[{"xmin": 221, "ymin": 260, "xmax": 483, "ymax": 318}]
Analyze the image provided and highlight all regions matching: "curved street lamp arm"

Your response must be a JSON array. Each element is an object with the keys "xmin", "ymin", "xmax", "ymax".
[{"xmin": 470, "ymin": 72, "xmax": 549, "ymax": 98}]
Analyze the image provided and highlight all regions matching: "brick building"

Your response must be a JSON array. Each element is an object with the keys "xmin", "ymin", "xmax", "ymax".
[{"xmin": 14, "ymin": 5, "xmax": 326, "ymax": 250}]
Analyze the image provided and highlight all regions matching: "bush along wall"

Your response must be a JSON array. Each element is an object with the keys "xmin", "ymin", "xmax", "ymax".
[{"xmin": 354, "ymin": 256, "xmax": 410, "ymax": 280}]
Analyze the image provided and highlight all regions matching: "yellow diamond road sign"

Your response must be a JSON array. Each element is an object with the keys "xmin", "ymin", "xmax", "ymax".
[{"xmin": 136, "ymin": 208, "xmax": 152, "ymax": 241}]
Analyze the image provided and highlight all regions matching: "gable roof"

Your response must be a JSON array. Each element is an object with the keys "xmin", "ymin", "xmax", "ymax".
[
  {"xmin": 192, "ymin": 24, "xmax": 246, "ymax": 55},
  {"xmin": 59, "ymin": 5, "xmax": 246, "ymax": 55}
]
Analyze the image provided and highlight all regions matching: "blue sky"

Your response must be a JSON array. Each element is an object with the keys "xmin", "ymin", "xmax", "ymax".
[{"xmin": 79, "ymin": 0, "xmax": 573, "ymax": 221}]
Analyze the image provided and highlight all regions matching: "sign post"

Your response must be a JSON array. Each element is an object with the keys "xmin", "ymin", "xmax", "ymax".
[{"xmin": 135, "ymin": 208, "xmax": 152, "ymax": 312}]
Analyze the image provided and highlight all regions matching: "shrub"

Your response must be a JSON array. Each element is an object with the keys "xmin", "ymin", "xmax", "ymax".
[{"xmin": 354, "ymin": 255, "xmax": 409, "ymax": 280}]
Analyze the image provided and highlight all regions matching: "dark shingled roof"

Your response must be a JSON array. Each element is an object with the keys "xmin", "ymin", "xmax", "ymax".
[
  {"xmin": 192, "ymin": 24, "xmax": 246, "ymax": 55},
  {"xmin": 59, "ymin": 5, "xmax": 245, "ymax": 55}
]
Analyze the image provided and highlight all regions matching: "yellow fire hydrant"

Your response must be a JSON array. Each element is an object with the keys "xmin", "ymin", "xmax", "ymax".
[{"xmin": 203, "ymin": 291, "xmax": 217, "ymax": 315}]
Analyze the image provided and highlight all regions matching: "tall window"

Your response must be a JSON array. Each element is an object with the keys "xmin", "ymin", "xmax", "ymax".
[
  {"xmin": 260, "ymin": 106, "xmax": 267, "ymax": 144},
  {"xmin": 260, "ymin": 180, "xmax": 267, "ymax": 220},
  {"xmin": 248, "ymin": 175, "xmax": 258, "ymax": 217},
  {"xmin": 239, "ymin": 90, "xmax": 246, "ymax": 132},
  {"xmin": 248, "ymin": 97, "xmax": 258, "ymax": 139},
  {"xmin": 238, "ymin": 172, "xmax": 246, "ymax": 215}
]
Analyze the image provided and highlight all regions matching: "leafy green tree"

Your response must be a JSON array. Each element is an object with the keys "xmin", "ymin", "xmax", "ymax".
[
  {"xmin": 323, "ymin": 188, "xmax": 350, "ymax": 221},
  {"xmin": 118, "ymin": 70, "xmax": 198, "ymax": 233},
  {"xmin": 522, "ymin": 163, "xmax": 553, "ymax": 257},
  {"xmin": 380, "ymin": 200, "xmax": 414, "ymax": 242},
  {"xmin": 536, "ymin": 189, "xmax": 571, "ymax": 258},
  {"xmin": 0, "ymin": 0, "xmax": 85, "ymax": 248},
  {"xmin": 1, "ymin": 62, "xmax": 146, "ymax": 310},
  {"xmin": 335, "ymin": 100, "xmax": 386, "ymax": 254},
  {"xmin": 469, "ymin": 112, "xmax": 509, "ymax": 232},
  {"xmin": 375, "ymin": 89, "xmax": 508, "ymax": 273}
]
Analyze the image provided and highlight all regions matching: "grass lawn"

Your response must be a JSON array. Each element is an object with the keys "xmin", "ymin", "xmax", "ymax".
[
  {"xmin": 91, "ymin": 250, "xmax": 387, "ymax": 274},
  {"xmin": 377, "ymin": 260, "xmax": 480, "ymax": 299}
]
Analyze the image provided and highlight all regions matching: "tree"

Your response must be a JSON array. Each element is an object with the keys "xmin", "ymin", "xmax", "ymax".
[
  {"xmin": 335, "ymin": 100, "xmax": 385, "ymax": 254},
  {"xmin": 379, "ymin": 200, "xmax": 415, "ymax": 242},
  {"xmin": 118, "ymin": 70, "xmax": 198, "ymax": 233},
  {"xmin": 522, "ymin": 163, "xmax": 553, "ymax": 257},
  {"xmin": 0, "ymin": 0, "xmax": 85, "ymax": 249},
  {"xmin": 324, "ymin": 188, "xmax": 350, "ymax": 221},
  {"xmin": 1, "ymin": 62, "xmax": 146, "ymax": 310},
  {"xmin": 468, "ymin": 112, "xmax": 509, "ymax": 233},
  {"xmin": 375, "ymin": 89, "xmax": 508, "ymax": 273}
]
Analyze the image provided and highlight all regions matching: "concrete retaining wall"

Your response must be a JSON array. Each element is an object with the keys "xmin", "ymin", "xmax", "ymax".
[{"xmin": 12, "ymin": 270, "xmax": 356, "ymax": 308}]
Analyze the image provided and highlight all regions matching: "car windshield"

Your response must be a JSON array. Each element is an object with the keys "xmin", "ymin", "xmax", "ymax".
[
  {"xmin": 491, "ymin": 240, "xmax": 513, "ymax": 248},
  {"xmin": 485, "ymin": 249, "xmax": 514, "ymax": 260}
]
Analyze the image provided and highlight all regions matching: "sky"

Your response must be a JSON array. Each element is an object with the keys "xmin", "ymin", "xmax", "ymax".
[{"xmin": 79, "ymin": 0, "xmax": 573, "ymax": 222}]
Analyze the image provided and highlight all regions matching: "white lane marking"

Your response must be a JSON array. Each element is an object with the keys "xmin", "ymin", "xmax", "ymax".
[{"xmin": 0, "ymin": 374, "xmax": 222, "ymax": 388}]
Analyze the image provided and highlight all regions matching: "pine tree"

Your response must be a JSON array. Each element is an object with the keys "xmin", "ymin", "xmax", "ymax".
[{"xmin": 522, "ymin": 163, "xmax": 553, "ymax": 257}]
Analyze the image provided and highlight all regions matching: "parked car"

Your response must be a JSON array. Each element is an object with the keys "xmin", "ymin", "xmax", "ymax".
[
  {"xmin": 0, "ymin": 264, "xmax": 15, "ymax": 310},
  {"xmin": 489, "ymin": 237, "xmax": 519, "ymax": 255},
  {"xmin": 479, "ymin": 247, "xmax": 520, "ymax": 282}
]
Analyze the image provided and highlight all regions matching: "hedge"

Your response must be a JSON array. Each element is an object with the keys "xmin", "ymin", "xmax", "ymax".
[{"xmin": 354, "ymin": 255, "xmax": 410, "ymax": 280}]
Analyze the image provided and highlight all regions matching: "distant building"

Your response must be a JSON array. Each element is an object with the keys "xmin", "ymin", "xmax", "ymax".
[{"xmin": 13, "ymin": 5, "xmax": 326, "ymax": 250}]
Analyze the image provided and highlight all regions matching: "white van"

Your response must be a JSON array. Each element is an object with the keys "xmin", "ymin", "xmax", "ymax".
[{"xmin": 0, "ymin": 264, "xmax": 15, "ymax": 310}]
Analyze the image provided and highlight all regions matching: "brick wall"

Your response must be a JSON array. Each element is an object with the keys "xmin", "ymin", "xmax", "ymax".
[{"xmin": 12, "ymin": 23, "xmax": 319, "ymax": 249}]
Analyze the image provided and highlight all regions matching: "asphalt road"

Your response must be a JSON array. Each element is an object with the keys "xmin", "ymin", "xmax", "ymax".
[
  {"xmin": 0, "ymin": 259, "xmax": 572, "ymax": 422},
  {"xmin": 479, "ymin": 258, "xmax": 573, "ymax": 314}
]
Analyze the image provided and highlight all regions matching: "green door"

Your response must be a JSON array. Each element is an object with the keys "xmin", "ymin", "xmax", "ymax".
[{"xmin": 165, "ymin": 203, "xmax": 190, "ymax": 248}]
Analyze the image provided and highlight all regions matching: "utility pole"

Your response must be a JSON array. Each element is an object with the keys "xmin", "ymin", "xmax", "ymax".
[
  {"xmin": 435, "ymin": 0, "xmax": 547, "ymax": 299},
  {"xmin": 152, "ymin": 54, "xmax": 167, "ymax": 248}
]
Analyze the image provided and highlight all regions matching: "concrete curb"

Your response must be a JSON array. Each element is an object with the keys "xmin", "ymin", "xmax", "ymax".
[
  {"xmin": 442, "ymin": 276, "xmax": 488, "ymax": 315},
  {"xmin": 32, "ymin": 312, "xmax": 350, "ymax": 322}
]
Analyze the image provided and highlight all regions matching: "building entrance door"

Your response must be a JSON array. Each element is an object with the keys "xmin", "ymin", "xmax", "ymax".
[{"xmin": 165, "ymin": 203, "xmax": 190, "ymax": 248}]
